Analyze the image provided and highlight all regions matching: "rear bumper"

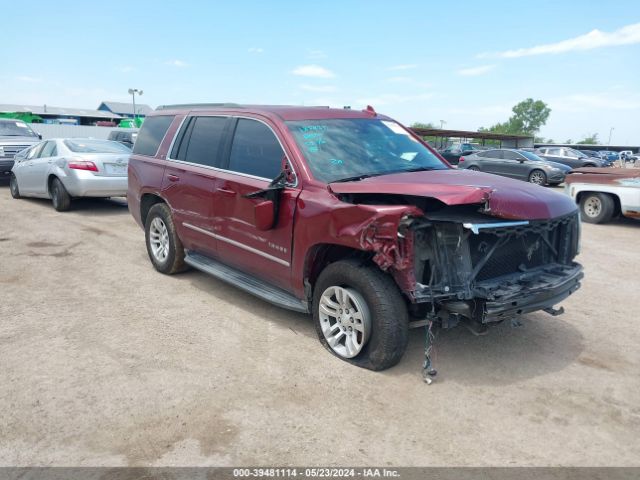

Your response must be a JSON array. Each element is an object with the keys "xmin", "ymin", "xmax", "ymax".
[
  {"xmin": 0, "ymin": 159, "xmax": 14, "ymax": 174},
  {"xmin": 63, "ymin": 174, "xmax": 128, "ymax": 197},
  {"xmin": 476, "ymin": 263, "xmax": 583, "ymax": 322}
]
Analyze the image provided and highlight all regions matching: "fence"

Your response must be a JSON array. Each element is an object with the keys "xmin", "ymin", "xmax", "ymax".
[{"xmin": 31, "ymin": 124, "xmax": 136, "ymax": 140}]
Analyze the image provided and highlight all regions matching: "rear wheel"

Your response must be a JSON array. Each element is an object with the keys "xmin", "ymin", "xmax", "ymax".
[
  {"xmin": 313, "ymin": 260, "xmax": 409, "ymax": 371},
  {"xmin": 528, "ymin": 169, "xmax": 547, "ymax": 185},
  {"xmin": 580, "ymin": 193, "xmax": 615, "ymax": 224},
  {"xmin": 467, "ymin": 166, "xmax": 480, "ymax": 171},
  {"xmin": 145, "ymin": 203, "xmax": 186, "ymax": 274},
  {"xmin": 51, "ymin": 178, "xmax": 71, "ymax": 211},
  {"xmin": 9, "ymin": 173, "xmax": 21, "ymax": 199}
]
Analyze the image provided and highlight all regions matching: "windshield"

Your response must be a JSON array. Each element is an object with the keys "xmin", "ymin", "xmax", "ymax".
[
  {"xmin": 520, "ymin": 151, "xmax": 545, "ymax": 161},
  {"xmin": 286, "ymin": 118, "xmax": 447, "ymax": 183},
  {"xmin": 0, "ymin": 121, "xmax": 39, "ymax": 137},
  {"xmin": 64, "ymin": 139, "xmax": 131, "ymax": 153},
  {"xmin": 567, "ymin": 148, "xmax": 587, "ymax": 158}
]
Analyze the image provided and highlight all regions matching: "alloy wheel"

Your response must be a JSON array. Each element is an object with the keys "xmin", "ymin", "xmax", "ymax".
[
  {"xmin": 529, "ymin": 171, "xmax": 546, "ymax": 185},
  {"xmin": 149, "ymin": 217, "xmax": 170, "ymax": 262},
  {"xmin": 318, "ymin": 286, "xmax": 371, "ymax": 359}
]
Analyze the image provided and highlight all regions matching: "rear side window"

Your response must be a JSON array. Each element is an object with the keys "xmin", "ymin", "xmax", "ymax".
[
  {"xmin": 502, "ymin": 150, "xmax": 521, "ymax": 160},
  {"xmin": 228, "ymin": 119, "xmax": 283, "ymax": 179},
  {"xmin": 133, "ymin": 115, "xmax": 174, "ymax": 156},
  {"xmin": 174, "ymin": 116, "xmax": 228, "ymax": 167},
  {"xmin": 39, "ymin": 141, "xmax": 57, "ymax": 158}
]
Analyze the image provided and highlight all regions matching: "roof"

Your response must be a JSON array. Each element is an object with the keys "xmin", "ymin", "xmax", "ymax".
[
  {"xmin": 98, "ymin": 101, "xmax": 153, "ymax": 116},
  {"xmin": 0, "ymin": 103, "xmax": 122, "ymax": 119},
  {"xmin": 153, "ymin": 104, "xmax": 387, "ymax": 121},
  {"xmin": 410, "ymin": 127, "xmax": 532, "ymax": 141}
]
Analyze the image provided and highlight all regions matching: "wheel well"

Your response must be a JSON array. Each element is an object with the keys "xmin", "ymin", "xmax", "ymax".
[
  {"xmin": 140, "ymin": 194, "xmax": 166, "ymax": 225},
  {"xmin": 47, "ymin": 174, "xmax": 58, "ymax": 195},
  {"xmin": 576, "ymin": 191, "xmax": 621, "ymax": 214},
  {"xmin": 303, "ymin": 244, "xmax": 371, "ymax": 298}
]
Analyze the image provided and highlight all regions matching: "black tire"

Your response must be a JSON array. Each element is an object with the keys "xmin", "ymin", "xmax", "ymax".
[
  {"xmin": 467, "ymin": 165, "xmax": 480, "ymax": 171},
  {"xmin": 50, "ymin": 177, "xmax": 71, "ymax": 211},
  {"xmin": 144, "ymin": 203, "xmax": 187, "ymax": 274},
  {"xmin": 583, "ymin": 163, "xmax": 597, "ymax": 168},
  {"xmin": 9, "ymin": 173, "xmax": 21, "ymax": 199},
  {"xmin": 580, "ymin": 192, "xmax": 615, "ymax": 224},
  {"xmin": 312, "ymin": 259, "xmax": 409, "ymax": 371},
  {"xmin": 528, "ymin": 169, "xmax": 547, "ymax": 185}
]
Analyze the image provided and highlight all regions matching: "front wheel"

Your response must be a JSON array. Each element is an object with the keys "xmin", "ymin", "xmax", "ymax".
[
  {"xmin": 580, "ymin": 193, "xmax": 615, "ymax": 224},
  {"xmin": 9, "ymin": 173, "xmax": 21, "ymax": 199},
  {"xmin": 313, "ymin": 260, "xmax": 409, "ymax": 371},
  {"xmin": 528, "ymin": 169, "xmax": 547, "ymax": 185},
  {"xmin": 467, "ymin": 165, "xmax": 480, "ymax": 171},
  {"xmin": 145, "ymin": 203, "xmax": 187, "ymax": 274}
]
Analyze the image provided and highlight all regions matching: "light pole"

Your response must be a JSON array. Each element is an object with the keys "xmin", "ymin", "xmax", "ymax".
[
  {"xmin": 608, "ymin": 127, "xmax": 615, "ymax": 145},
  {"xmin": 128, "ymin": 88, "xmax": 143, "ymax": 127},
  {"xmin": 439, "ymin": 119, "xmax": 446, "ymax": 129}
]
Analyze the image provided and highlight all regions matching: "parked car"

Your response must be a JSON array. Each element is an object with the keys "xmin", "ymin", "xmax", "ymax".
[
  {"xmin": 108, "ymin": 129, "xmax": 138, "ymax": 149},
  {"xmin": 459, "ymin": 149, "xmax": 571, "ymax": 185},
  {"xmin": 0, "ymin": 118, "xmax": 41, "ymax": 177},
  {"xmin": 598, "ymin": 150, "xmax": 620, "ymax": 163},
  {"xmin": 128, "ymin": 105, "xmax": 582, "ymax": 372},
  {"xmin": 10, "ymin": 138, "xmax": 131, "ymax": 211},
  {"xmin": 536, "ymin": 147, "xmax": 604, "ymax": 168},
  {"xmin": 565, "ymin": 167, "xmax": 640, "ymax": 223},
  {"xmin": 619, "ymin": 150, "xmax": 638, "ymax": 163},
  {"xmin": 438, "ymin": 143, "xmax": 482, "ymax": 165},
  {"xmin": 578, "ymin": 149, "xmax": 603, "ymax": 159}
]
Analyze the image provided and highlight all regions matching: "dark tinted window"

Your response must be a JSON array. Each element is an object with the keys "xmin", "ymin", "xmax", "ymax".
[
  {"xmin": 228, "ymin": 119, "xmax": 283, "ymax": 179},
  {"xmin": 64, "ymin": 139, "xmax": 131, "ymax": 153},
  {"xmin": 502, "ymin": 150, "xmax": 522, "ymax": 160},
  {"xmin": 179, "ymin": 116, "xmax": 228, "ymax": 167},
  {"xmin": 133, "ymin": 115, "xmax": 174, "ymax": 156},
  {"xmin": 484, "ymin": 150, "xmax": 502, "ymax": 159}
]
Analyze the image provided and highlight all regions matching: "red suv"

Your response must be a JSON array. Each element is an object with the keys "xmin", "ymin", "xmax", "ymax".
[{"xmin": 128, "ymin": 104, "xmax": 583, "ymax": 371}]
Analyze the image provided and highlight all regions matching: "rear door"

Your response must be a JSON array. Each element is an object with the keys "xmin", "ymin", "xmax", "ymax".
[
  {"xmin": 495, "ymin": 150, "xmax": 529, "ymax": 179},
  {"xmin": 212, "ymin": 117, "xmax": 301, "ymax": 292},
  {"xmin": 18, "ymin": 142, "xmax": 47, "ymax": 194},
  {"xmin": 161, "ymin": 115, "xmax": 231, "ymax": 258},
  {"xmin": 475, "ymin": 149, "xmax": 502, "ymax": 172}
]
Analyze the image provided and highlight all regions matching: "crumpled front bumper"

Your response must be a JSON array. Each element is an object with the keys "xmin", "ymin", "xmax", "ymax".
[{"xmin": 475, "ymin": 263, "xmax": 583, "ymax": 322}]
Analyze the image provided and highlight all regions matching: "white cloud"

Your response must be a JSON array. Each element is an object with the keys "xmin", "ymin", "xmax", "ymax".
[
  {"xmin": 16, "ymin": 76, "xmax": 42, "ymax": 83},
  {"xmin": 479, "ymin": 22, "xmax": 640, "ymax": 58},
  {"xmin": 165, "ymin": 59, "xmax": 189, "ymax": 68},
  {"xmin": 356, "ymin": 93, "xmax": 434, "ymax": 106},
  {"xmin": 248, "ymin": 47, "xmax": 264, "ymax": 54},
  {"xmin": 388, "ymin": 64, "xmax": 418, "ymax": 71},
  {"xmin": 291, "ymin": 64, "xmax": 335, "ymax": 78},
  {"xmin": 307, "ymin": 49, "xmax": 327, "ymax": 60},
  {"xmin": 457, "ymin": 64, "xmax": 495, "ymax": 76},
  {"xmin": 299, "ymin": 84, "xmax": 337, "ymax": 92}
]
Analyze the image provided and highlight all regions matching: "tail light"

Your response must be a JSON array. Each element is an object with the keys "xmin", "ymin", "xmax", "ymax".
[
  {"xmin": 459, "ymin": 156, "xmax": 465, "ymax": 163},
  {"xmin": 68, "ymin": 160, "xmax": 98, "ymax": 172}
]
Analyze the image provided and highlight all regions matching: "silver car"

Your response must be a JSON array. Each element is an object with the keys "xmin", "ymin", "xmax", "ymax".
[{"xmin": 9, "ymin": 138, "xmax": 130, "ymax": 211}]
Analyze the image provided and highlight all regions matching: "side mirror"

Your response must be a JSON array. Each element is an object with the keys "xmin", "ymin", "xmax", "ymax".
[
  {"xmin": 38, "ymin": 133, "xmax": 42, "ymax": 140},
  {"xmin": 519, "ymin": 159, "xmax": 525, "ymax": 163},
  {"xmin": 253, "ymin": 200, "xmax": 276, "ymax": 231}
]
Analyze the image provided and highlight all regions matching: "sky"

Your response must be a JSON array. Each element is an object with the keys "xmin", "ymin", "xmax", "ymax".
[{"xmin": 2, "ymin": 0, "xmax": 640, "ymax": 144}]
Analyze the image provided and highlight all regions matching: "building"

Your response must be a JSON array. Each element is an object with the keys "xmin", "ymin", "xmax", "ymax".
[
  {"xmin": 0, "ymin": 103, "xmax": 122, "ymax": 126},
  {"xmin": 410, "ymin": 127, "xmax": 534, "ymax": 149},
  {"xmin": 97, "ymin": 101, "xmax": 153, "ymax": 119}
]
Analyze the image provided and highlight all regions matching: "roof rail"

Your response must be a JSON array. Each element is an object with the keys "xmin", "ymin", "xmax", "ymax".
[{"xmin": 155, "ymin": 103, "xmax": 243, "ymax": 111}]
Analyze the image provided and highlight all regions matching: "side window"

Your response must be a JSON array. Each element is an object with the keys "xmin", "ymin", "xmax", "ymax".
[
  {"xmin": 547, "ymin": 148, "xmax": 561, "ymax": 155},
  {"xmin": 502, "ymin": 150, "xmax": 521, "ymax": 161},
  {"xmin": 39, "ymin": 141, "xmax": 55, "ymax": 158},
  {"xmin": 485, "ymin": 150, "xmax": 501, "ymax": 159},
  {"xmin": 228, "ymin": 119, "xmax": 283, "ymax": 179},
  {"xmin": 27, "ymin": 144, "xmax": 44, "ymax": 159},
  {"xmin": 132, "ymin": 115, "xmax": 175, "ymax": 156},
  {"xmin": 180, "ymin": 116, "xmax": 228, "ymax": 167}
]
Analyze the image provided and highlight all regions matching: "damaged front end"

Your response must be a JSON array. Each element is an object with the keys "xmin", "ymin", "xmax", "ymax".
[{"xmin": 409, "ymin": 209, "xmax": 582, "ymax": 329}]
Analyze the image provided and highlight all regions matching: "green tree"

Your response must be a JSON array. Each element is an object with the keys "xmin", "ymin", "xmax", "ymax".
[
  {"xmin": 479, "ymin": 98, "xmax": 551, "ymax": 137},
  {"xmin": 576, "ymin": 133, "xmax": 599, "ymax": 145},
  {"xmin": 410, "ymin": 122, "xmax": 436, "ymax": 129}
]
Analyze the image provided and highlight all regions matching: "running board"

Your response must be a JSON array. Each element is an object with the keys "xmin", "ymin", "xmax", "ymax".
[{"xmin": 184, "ymin": 251, "xmax": 310, "ymax": 314}]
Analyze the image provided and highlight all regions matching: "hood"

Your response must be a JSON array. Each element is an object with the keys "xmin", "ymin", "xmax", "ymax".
[
  {"xmin": 540, "ymin": 160, "xmax": 572, "ymax": 172},
  {"xmin": 329, "ymin": 169, "xmax": 577, "ymax": 220},
  {"xmin": 0, "ymin": 136, "xmax": 40, "ymax": 144}
]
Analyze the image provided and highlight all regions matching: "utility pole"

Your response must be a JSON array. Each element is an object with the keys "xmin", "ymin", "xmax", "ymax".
[
  {"xmin": 608, "ymin": 127, "xmax": 615, "ymax": 145},
  {"xmin": 128, "ymin": 88, "xmax": 143, "ymax": 127}
]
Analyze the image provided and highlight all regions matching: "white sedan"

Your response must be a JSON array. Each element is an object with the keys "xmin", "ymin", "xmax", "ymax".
[{"xmin": 9, "ymin": 138, "xmax": 130, "ymax": 211}]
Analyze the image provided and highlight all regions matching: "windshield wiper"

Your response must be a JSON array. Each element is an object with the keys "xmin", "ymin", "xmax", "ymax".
[
  {"xmin": 331, "ymin": 174, "xmax": 377, "ymax": 183},
  {"xmin": 401, "ymin": 166, "xmax": 439, "ymax": 173}
]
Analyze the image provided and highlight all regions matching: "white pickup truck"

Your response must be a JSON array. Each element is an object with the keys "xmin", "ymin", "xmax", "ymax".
[{"xmin": 565, "ymin": 167, "xmax": 640, "ymax": 223}]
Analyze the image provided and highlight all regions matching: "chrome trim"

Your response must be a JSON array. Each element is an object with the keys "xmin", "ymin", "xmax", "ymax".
[
  {"xmin": 463, "ymin": 221, "xmax": 530, "ymax": 234},
  {"xmin": 182, "ymin": 222, "xmax": 290, "ymax": 267},
  {"xmin": 166, "ymin": 114, "xmax": 299, "ymax": 187}
]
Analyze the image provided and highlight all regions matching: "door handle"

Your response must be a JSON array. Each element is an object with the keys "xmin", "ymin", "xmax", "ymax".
[
  {"xmin": 167, "ymin": 174, "xmax": 180, "ymax": 182},
  {"xmin": 216, "ymin": 187, "xmax": 236, "ymax": 197}
]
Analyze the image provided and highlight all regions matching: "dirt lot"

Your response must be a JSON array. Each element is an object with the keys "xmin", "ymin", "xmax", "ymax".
[{"xmin": 0, "ymin": 180, "xmax": 639, "ymax": 467}]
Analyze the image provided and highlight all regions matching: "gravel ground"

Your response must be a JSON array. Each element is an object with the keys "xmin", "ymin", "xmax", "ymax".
[{"xmin": 0, "ymin": 181, "xmax": 639, "ymax": 467}]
